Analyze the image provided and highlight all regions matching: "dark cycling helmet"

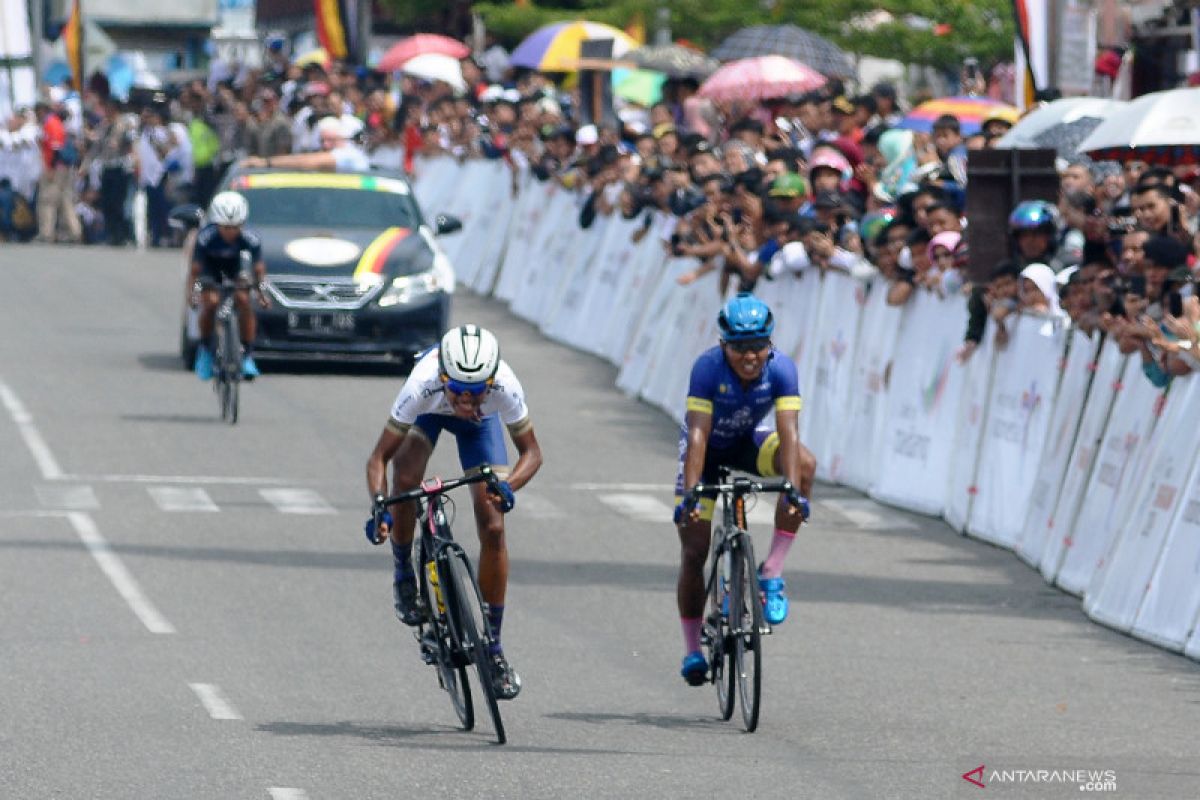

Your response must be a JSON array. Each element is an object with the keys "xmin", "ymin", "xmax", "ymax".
[
  {"xmin": 718, "ymin": 292, "xmax": 774, "ymax": 341},
  {"xmin": 1008, "ymin": 200, "xmax": 1059, "ymax": 233}
]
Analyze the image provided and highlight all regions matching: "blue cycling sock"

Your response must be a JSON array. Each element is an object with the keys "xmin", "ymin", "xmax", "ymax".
[
  {"xmin": 391, "ymin": 539, "xmax": 414, "ymax": 584},
  {"xmin": 486, "ymin": 603, "xmax": 504, "ymax": 654}
]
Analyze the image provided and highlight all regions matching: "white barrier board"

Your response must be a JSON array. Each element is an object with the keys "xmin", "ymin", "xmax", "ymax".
[
  {"xmin": 1084, "ymin": 375, "xmax": 1200, "ymax": 631},
  {"xmin": 967, "ymin": 314, "xmax": 1064, "ymax": 548},
  {"xmin": 1016, "ymin": 330, "xmax": 1099, "ymax": 564}
]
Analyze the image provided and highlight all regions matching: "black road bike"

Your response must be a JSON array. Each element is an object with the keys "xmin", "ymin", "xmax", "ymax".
[
  {"xmin": 211, "ymin": 278, "xmax": 242, "ymax": 424},
  {"xmin": 687, "ymin": 466, "xmax": 804, "ymax": 732},
  {"xmin": 378, "ymin": 467, "xmax": 506, "ymax": 744}
]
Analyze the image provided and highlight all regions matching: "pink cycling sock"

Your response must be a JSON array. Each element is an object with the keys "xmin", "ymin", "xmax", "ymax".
[
  {"xmin": 681, "ymin": 617, "xmax": 703, "ymax": 654},
  {"xmin": 760, "ymin": 528, "xmax": 797, "ymax": 580}
]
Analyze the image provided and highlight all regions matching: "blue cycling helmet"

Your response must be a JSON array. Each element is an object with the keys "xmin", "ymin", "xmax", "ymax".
[
  {"xmin": 1008, "ymin": 200, "xmax": 1059, "ymax": 233},
  {"xmin": 718, "ymin": 292, "xmax": 775, "ymax": 341}
]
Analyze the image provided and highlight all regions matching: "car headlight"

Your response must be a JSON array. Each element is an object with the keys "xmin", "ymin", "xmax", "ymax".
[{"xmin": 377, "ymin": 269, "xmax": 445, "ymax": 307}]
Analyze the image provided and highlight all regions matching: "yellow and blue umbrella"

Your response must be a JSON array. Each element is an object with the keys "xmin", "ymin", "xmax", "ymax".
[{"xmin": 510, "ymin": 21, "xmax": 637, "ymax": 72}]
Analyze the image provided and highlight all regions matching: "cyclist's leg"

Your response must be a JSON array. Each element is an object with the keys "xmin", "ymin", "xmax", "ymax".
[
  {"xmin": 195, "ymin": 273, "xmax": 220, "ymax": 378},
  {"xmin": 388, "ymin": 419, "xmax": 436, "ymax": 623},
  {"xmin": 232, "ymin": 269, "xmax": 256, "ymax": 346},
  {"xmin": 749, "ymin": 422, "xmax": 810, "ymax": 620},
  {"xmin": 450, "ymin": 416, "xmax": 509, "ymax": 637},
  {"xmin": 675, "ymin": 427, "xmax": 718, "ymax": 676}
]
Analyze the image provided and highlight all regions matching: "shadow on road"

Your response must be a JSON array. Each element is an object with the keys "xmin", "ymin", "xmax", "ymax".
[
  {"xmin": 256, "ymin": 719, "xmax": 646, "ymax": 754},
  {"xmin": 119, "ymin": 412, "xmax": 226, "ymax": 425},
  {"xmin": 544, "ymin": 710, "xmax": 734, "ymax": 733}
]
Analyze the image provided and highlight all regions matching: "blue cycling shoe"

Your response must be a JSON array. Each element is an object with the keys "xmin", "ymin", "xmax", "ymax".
[
  {"xmin": 241, "ymin": 355, "xmax": 260, "ymax": 380},
  {"xmin": 759, "ymin": 576, "xmax": 789, "ymax": 625},
  {"xmin": 680, "ymin": 651, "xmax": 707, "ymax": 686},
  {"xmin": 194, "ymin": 346, "xmax": 214, "ymax": 381}
]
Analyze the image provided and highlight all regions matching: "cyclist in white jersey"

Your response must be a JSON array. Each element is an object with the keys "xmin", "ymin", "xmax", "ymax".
[{"xmin": 365, "ymin": 325, "xmax": 543, "ymax": 700}]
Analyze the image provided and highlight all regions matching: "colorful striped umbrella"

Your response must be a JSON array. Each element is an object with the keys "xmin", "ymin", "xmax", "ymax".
[
  {"xmin": 898, "ymin": 96, "xmax": 1020, "ymax": 136},
  {"xmin": 510, "ymin": 21, "xmax": 638, "ymax": 72},
  {"xmin": 697, "ymin": 55, "xmax": 825, "ymax": 103},
  {"xmin": 1079, "ymin": 87, "xmax": 1200, "ymax": 165}
]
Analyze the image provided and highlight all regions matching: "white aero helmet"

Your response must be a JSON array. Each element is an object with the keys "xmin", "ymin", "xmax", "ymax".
[
  {"xmin": 209, "ymin": 191, "xmax": 249, "ymax": 226},
  {"xmin": 439, "ymin": 324, "xmax": 500, "ymax": 385}
]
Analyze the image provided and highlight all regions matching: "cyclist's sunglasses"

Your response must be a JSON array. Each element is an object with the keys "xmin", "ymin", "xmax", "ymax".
[
  {"xmin": 441, "ymin": 373, "xmax": 493, "ymax": 397},
  {"xmin": 724, "ymin": 338, "xmax": 771, "ymax": 353}
]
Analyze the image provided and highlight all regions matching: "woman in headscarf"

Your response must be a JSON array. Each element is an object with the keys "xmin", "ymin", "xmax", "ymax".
[
  {"xmin": 875, "ymin": 129, "xmax": 917, "ymax": 204},
  {"xmin": 1018, "ymin": 262, "xmax": 1063, "ymax": 316}
]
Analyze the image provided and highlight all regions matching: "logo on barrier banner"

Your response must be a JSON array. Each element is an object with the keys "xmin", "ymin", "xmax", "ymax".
[{"xmin": 921, "ymin": 347, "xmax": 952, "ymax": 414}]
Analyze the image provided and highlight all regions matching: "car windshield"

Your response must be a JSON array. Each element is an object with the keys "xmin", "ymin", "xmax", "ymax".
[{"xmin": 237, "ymin": 187, "xmax": 421, "ymax": 229}]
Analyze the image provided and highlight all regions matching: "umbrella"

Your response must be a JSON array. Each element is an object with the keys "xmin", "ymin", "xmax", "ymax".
[
  {"xmin": 711, "ymin": 24, "xmax": 853, "ymax": 79},
  {"xmin": 401, "ymin": 53, "xmax": 466, "ymax": 92},
  {"xmin": 510, "ymin": 21, "xmax": 638, "ymax": 72},
  {"xmin": 613, "ymin": 68, "xmax": 666, "ymax": 107},
  {"xmin": 377, "ymin": 34, "xmax": 470, "ymax": 73},
  {"xmin": 294, "ymin": 48, "xmax": 331, "ymax": 69},
  {"xmin": 1079, "ymin": 87, "xmax": 1200, "ymax": 164},
  {"xmin": 628, "ymin": 44, "xmax": 719, "ymax": 80},
  {"xmin": 897, "ymin": 96, "xmax": 1019, "ymax": 136},
  {"xmin": 995, "ymin": 97, "xmax": 1124, "ymax": 149},
  {"xmin": 697, "ymin": 55, "xmax": 826, "ymax": 104}
]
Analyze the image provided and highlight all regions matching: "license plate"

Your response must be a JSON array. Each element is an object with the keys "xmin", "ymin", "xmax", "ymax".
[{"xmin": 286, "ymin": 312, "xmax": 356, "ymax": 336}]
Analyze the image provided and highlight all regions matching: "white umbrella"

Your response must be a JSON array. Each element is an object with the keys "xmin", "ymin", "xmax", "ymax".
[
  {"xmin": 994, "ymin": 97, "xmax": 1125, "ymax": 149},
  {"xmin": 1078, "ymin": 87, "xmax": 1200, "ymax": 164},
  {"xmin": 401, "ymin": 53, "xmax": 466, "ymax": 92}
]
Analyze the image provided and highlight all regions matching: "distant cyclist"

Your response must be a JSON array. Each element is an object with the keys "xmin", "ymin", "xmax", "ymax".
[
  {"xmin": 364, "ymin": 324, "xmax": 544, "ymax": 700},
  {"xmin": 674, "ymin": 292, "xmax": 816, "ymax": 686},
  {"xmin": 188, "ymin": 191, "xmax": 271, "ymax": 379}
]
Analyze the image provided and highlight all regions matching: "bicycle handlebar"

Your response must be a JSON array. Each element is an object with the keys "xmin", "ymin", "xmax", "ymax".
[
  {"xmin": 376, "ymin": 465, "xmax": 500, "ymax": 509},
  {"xmin": 688, "ymin": 477, "xmax": 797, "ymax": 500}
]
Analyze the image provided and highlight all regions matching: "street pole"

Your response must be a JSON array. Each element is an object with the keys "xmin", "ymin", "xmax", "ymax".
[
  {"xmin": 30, "ymin": 0, "xmax": 44, "ymax": 93},
  {"xmin": 655, "ymin": 5, "xmax": 670, "ymax": 47},
  {"xmin": 357, "ymin": 0, "xmax": 371, "ymax": 66}
]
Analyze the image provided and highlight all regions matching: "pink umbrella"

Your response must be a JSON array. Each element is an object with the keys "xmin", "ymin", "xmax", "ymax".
[
  {"xmin": 377, "ymin": 34, "xmax": 470, "ymax": 73},
  {"xmin": 697, "ymin": 55, "xmax": 825, "ymax": 103}
]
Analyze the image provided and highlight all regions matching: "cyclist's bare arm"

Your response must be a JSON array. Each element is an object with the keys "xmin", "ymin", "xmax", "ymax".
[
  {"xmin": 505, "ymin": 425, "xmax": 543, "ymax": 492},
  {"xmin": 682, "ymin": 410, "xmax": 713, "ymax": 493},
  {"xmin": 366, "ymin": 426, "xmax": 405, "ymax": 499},
  {"xmin": 774, "ymin": 408, "xmax": 803, "ymax": 490}
]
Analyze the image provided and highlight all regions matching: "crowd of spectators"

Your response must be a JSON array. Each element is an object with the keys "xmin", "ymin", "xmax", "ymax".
[{"xmin": 4, "ymin": 43, "xmax": 1200, "ymax": 385}]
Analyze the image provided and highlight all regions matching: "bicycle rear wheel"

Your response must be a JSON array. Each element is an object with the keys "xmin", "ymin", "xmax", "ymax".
[
  {"xmin": 706, "ymin": 532, "xmax": 735, "ymax": 721},
  {"xmin": 732, "ymin": 534, "xmax": 763, "ymax": 732},
  {"xmin": 442, "ymin": 547, "xmax": 506, "ymax": 745},
  {"xmin": 221, "ymin": 313, "xmax": 240, "ymax": 424}
]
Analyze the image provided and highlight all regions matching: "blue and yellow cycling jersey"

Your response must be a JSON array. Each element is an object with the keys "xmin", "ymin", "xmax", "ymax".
[{"xmin": 684, "ymin": 346, "xmax": 802, "ymax": 450}]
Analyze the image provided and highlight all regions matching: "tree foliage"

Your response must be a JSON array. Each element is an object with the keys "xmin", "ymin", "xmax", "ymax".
[{"xmin": 377, "ymin": 0, "xmax": 1016, "ymax": 71}]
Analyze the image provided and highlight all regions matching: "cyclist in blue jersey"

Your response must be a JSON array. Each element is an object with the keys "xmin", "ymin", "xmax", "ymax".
[
  {"xmin": 674, "ymin": 292, "xmax": 816, "ymax": 686},
  {"xmin": 188, "ymin": 191, "xmax": 271, "ymax": 379}
]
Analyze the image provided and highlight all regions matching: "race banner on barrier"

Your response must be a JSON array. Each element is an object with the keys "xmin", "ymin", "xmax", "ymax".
[
  {"xmin": 944, "ymin": 327, "xmax": 997, "ymax": 533},
  {"xmin": 1038, "ymin": 340, "xmax": 1126, "ymax": 581},
  {"xmin": 870, "ymin": 291, "xmax": 968, "ymax": 516},
  {"xmin": 602, "ymin": 218, "xmax": 672, "ymax": 365},
  {"xmin": 805, "ymin": 272, "xmax": 865, "ymax": 482},
  {"xmin": 1083, "ymin": 375, "xmax": 1200, "ymax": 631},
  {"xmin": 616, "ymin": 258, "xmax": 695, "ymax": 396},
  {"xmin": 967, "ymin": 314, "xmax": 1064, "ymax": 548},
  {"xmin": 510, "ymin": 191, "xmax": 578, "ymax": 321},
  {"xmin": 569, "ymin": 215, "xmax": 645, "ymax": 355},
  {"xmin": 1016, "ymin": 329, "xmax": 1100, "ymax": 565},
  {"xmin": 1132, "ymin": 402, "xmax": 1200, "ymax": 650},
  {"xmin": 494, "ymin": 173, "xmax": 546, "ymax": 303},
  {"xmin": 836, "ymin": 284, "xmax": 903, "ymax": 494},
  {"xmin": 542, "ymin": 212, "xmax": 611, "ymax": 341},
  {"xmin": 1053, "ymin": 356, "xmax": 1164, "ymax": 596}
]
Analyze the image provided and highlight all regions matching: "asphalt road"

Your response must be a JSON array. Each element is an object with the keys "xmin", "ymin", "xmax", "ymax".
[{"xmin": 0, "ymin": 243, "xmax": 1198, "ymax": 799}]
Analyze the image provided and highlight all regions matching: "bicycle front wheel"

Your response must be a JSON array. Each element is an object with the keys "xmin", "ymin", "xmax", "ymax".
[
  {"xmin": 731, "ymin": 534, "xmax": 763, "ymax": 732},
  {"xmin": 706, "ymin": 532, "xmax": 735, "ymax": 721},
  {"xmin": 442, "ymin": 548, "xmax": 506, "ymax": 745},
  {"xmin": 434, "ymin": 625, "xmax": 474, "ymax": 730},
  {"xmin": 221, "ymin": 313, "xmax": 240, "ymax": 424}
]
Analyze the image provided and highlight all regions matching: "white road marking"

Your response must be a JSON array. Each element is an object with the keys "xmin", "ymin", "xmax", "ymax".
[
  {"xmin": 599, "ymin": 493, "xmax": 674, "ymax": 521},
  {"xmin": 189, "ymin": 683, "xmax": 243, "ymax": 720},
  {"xmin": 35, "ymin": 485, "xmax": 98, "ymax": 510},
  {"xmin": 0, "ymin": 379, "xmax": 64, "ymax": 479},
  {"xmin": 67, "ymin": 512, "xmax": 176, "ymax": 634},
  {"xmin": 268, "ymin": 789, "xmax": 309, "ymax": 800},
  {"xmin": 259, "ymin": 488, "xmax": 336, "ymax": 515},
  {"xmin": 822, "ymin": 498, "xmax": 918, "ymax": 530},
  {"xmin": 70, "ymin": 473, "xmax": 299, "ymax": 485},
  {"xmin": 516, "ymin": 492, "xmax": 567, "ymax": 519},
  {"xmin": 148, "ymin": 486, "xmax": 219, "ymax": 513}
]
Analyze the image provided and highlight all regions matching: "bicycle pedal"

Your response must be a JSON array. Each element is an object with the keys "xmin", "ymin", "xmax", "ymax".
[{"xmin": 759, "ymin": 623, "xmax": 773, "ymax": 636}]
